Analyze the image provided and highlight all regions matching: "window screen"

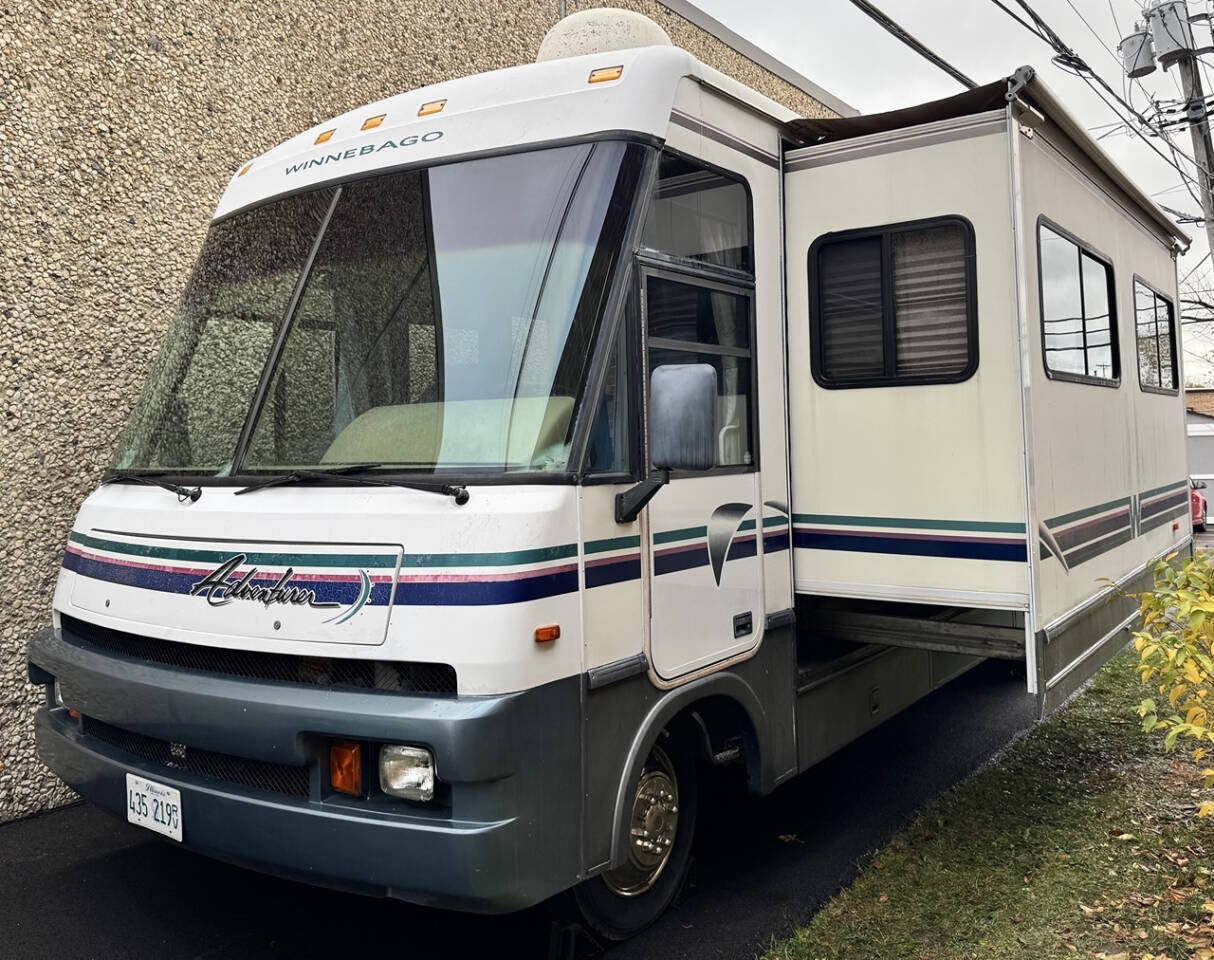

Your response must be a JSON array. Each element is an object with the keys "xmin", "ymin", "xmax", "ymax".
[
  {"xmin": 1039, "ymin": 222, "xmax": 1119, "ymax": 385},
  {"xmin": 810, "ymin": 218, "xmax": 976, "ymax": 387},
  {"xmin": 1135, "ymin": 280, "xmax": 1177, "ymax": 392},
  {"xmin": 641, "ymin": 152, "xmax": 752, "ymax": 273}
]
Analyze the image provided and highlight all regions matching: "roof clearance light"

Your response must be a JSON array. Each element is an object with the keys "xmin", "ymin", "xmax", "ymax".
[
  {"xmin": 588, "ymin": 65, "xmax": 624, "ymax": 84},
  {"xmin": 314, "ymin": 129, "xmax": 335, "ymax": 144},
  {"xmin": 237, "ymin": 163, "xmax": 253, "ymax": 177},
  {"xmin": 361, "ymin": 114, "xmax": 386, "ymax": 131},
  {"xmin": 418, "ymin": 99, "xmax": 446, "ymax": 117}
]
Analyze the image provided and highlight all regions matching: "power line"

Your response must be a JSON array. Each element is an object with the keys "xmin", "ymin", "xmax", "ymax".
[
  {"xmin": 994, "ymin": 0, "xmax": 1212, "ymax": 181},
  {"xmin": 846, "ymin": 0, "xmax": 977, "ymax": 89}
]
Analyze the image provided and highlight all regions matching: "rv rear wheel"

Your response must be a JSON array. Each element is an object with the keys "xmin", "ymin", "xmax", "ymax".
[{"xmin": 571, "ymin": 733, "xmax": 698, "ymax": 941}]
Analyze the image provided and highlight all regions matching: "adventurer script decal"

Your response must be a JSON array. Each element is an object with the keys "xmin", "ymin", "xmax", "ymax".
[{"xmin": 189, "ymin": 554, "xmax": 339, "ymax": 610}]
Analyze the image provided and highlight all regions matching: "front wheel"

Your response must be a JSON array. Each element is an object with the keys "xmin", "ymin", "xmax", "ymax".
[
  {"xmin": 570, "ymin": 733, "xmax": 698, "ymax": 941},
  {"xmin": 1199, "ymin": 508, "xmax": 1207, "ymax": 533}
]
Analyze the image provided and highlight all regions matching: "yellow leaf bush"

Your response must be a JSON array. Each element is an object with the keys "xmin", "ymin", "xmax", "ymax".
[{"xmin": 1134, "ymin": 551, "xmax": 1214, "ymax": 814}]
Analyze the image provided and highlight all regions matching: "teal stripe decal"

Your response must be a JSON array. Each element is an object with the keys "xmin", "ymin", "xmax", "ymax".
[
  {"xmin": 1045, "ymin": 497, "xmax": 1131, "ymax": 530},
  {"xmin": 1140, "ymin": 479, "xmax": 1187, "ymax": 500},
  {"xmin": 72, "ymin": 531, "xmax": 577, "ymax": 570},
  {"xmin": 791, "ymin": 514, "xmax": 1026, "ymax": 534},
  {"xmin": 70, "ymin": 532, "xmax": 398, "ymax": 569},
  {"xmin": 400, "ymin": 544, "xmax": 576, "ymax": 568},
  {"xmin": 585, "ymin": 535, "xmax": 641, "ymax": 554},
  {"xmin": 653, "ymin": 525, "xmax": 707, "ymax": 545},
  {"xmin": 763, "ymin": 515, "xmax": 789, "ymax": 528}
]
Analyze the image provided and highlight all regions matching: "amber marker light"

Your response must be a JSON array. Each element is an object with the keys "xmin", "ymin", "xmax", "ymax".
[
  {"xmin": 535, "ymin": 624, "xmax": 561, "ymax": 644},
  {"xmin": 330, "ymin": 740, "xmax": 362, "ymax": 796},
  {"xmin": 361, "ymin": 113, "xmax": 386, "ymax": 131},
  {"xmin": 588, "ymin": 65, "xmax": 623, "ymax": 84},
  {"xmin": 418, "ymin": 98, "xmax": 446, "ymax": 117},
  {"xmin": 237, "ymin": 163, "xmax": 253, "ymax": 177},
  {"xmin": 314, "ymin": 128, "xmax": 335, "ymax": 144}
]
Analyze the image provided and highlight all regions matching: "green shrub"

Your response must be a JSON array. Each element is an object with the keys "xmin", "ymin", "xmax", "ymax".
[{"xmin": 1133, "ymin": 550, "xmax": 1214, "ymax": 816}]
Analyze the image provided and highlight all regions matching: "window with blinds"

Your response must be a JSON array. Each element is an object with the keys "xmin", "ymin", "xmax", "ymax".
[
  {"xmin": 1134, "ymin": 279, "xmax": 1177, "ymax": 394},
  {"xmin": 810, "ymin": 218, "xmax": 977, "ymax": 388}
]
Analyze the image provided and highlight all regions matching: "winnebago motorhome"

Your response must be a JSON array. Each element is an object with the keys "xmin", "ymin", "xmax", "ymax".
[{"xmin": 28, "ymin": 11, "xmax": 1191, "ymax": 941}]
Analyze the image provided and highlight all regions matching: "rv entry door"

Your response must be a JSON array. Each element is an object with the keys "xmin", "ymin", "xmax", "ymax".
[{"xmin": 641, "ymin": 265, "xmax": 763, "ymax": 680}]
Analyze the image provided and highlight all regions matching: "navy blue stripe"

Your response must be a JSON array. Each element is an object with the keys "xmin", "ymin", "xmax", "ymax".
[
  {"xmin": 654, "ymin": 546, "xmax": 709, "ymax": 576},
  {"xmin": 394, "ymin": 570, "xmax": 578, "ymax": 605},
  {"xmin": 585, "ymin": 557, "xmax": 642, "ymax": 589},
  {"xmin": 727, "ymin": 537, "xmax": 757, "ymax": 561},
  {"xmin": 763, "ymin": 532, "xmax": 790, "ymax": 553},
  {"xmin": 794, "ymin": 530, "xmax": 1027, "ymax": 562},
  {"xmin": 1141, "ymin": 491, "xmax": 1187, "ymax": 519}
]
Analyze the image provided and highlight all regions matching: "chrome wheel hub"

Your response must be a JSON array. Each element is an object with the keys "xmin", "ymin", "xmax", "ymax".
[{"xmin": 603, "ymin": 744, "xmax": 679, "ymax": 897}]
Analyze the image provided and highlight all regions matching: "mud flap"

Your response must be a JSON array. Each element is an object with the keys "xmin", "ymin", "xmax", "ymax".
[{"xmin": 1034, "ymin": 566, "xmax": 1151, "ymax": 718}]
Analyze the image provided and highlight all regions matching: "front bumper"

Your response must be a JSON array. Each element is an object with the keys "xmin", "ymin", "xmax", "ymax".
[{"xmin": 28, "ymin": 625, "xmax": 581, "ymax": 913}]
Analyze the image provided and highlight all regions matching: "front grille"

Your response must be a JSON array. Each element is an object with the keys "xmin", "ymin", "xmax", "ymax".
[
  {"xmin": 86, "ymin": 717, "xmax": 310, "ymax": 798},
  {"xmin": 60, "ymin": 614, "xmax": 457, "ymax": 695}
]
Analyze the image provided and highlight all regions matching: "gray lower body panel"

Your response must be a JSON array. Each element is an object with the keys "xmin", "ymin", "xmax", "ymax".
[
  {"xmin": 795, "ymin": 645, "xmax": 980, "ymax": 770},
  {"xmin": 28, "ymin": 625, "xmax": 581, "ymax": 913},
  {"xmin": 1036, "ymin": 566, "xmax": 1150, "ymax": 717}
]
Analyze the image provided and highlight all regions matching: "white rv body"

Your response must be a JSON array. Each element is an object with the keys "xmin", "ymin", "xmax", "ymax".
[{"xmin": 28, "ymin": 37, "xmax": 1189, "ymax": 932}]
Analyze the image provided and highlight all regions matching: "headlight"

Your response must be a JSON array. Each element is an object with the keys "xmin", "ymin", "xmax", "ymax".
[{"xmin": 379, "ymin": 745, "xmax": 435, "ymax": 802}]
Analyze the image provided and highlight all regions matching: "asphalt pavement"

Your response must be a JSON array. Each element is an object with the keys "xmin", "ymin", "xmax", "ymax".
[{"xmin": 0, "ymin": 658, "xmax": 1038, "ymax": 960}]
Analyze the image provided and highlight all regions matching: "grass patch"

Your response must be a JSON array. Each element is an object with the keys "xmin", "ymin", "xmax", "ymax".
[{"xmin": 763, "ymin": 654, "xmax": 1214, "ymax": 960}]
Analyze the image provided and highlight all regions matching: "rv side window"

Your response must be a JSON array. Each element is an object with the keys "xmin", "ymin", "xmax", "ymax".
[
  {"xmin": 808, "ymin": 217, "xmax": 977, "ymax": 388},
  {"xmin": 1134, "ymin": 279, "xmax": 1178, "ymax": 393},
  {"xmin": 641, "ymin": 152, "xmax": 752, "ymax": 274},
  {"xmin": 1038, "ymin": 222, "xmax": 1119, "ymax": 386},
  {"xmin": 646, "ymin": 273, "xmax": 756, "ymax": 470}
]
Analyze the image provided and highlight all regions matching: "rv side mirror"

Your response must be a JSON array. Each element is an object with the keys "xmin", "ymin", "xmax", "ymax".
[
  {"xmin": 1199, "ymin": 481, "xmax": 1208, "ymax": 490},
  {"xmin": 614, "ymin": 363, "xmax": 717, "ymax": 524},
  {"xmin": 650, "ymin": 363, "xmax": 717, "ymax": 471}
]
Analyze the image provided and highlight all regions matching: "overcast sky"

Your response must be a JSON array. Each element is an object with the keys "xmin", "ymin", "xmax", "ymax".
[{"xmin": 695, "ymin": 0, "xmax": 1214, "ymax": 383}]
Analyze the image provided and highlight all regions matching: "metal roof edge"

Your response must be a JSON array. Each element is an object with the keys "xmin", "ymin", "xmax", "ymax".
[
  {"xmin": 1023, "ymin": 74, "xmax": 1190, "ymax": 249},
  {"xmin": 657, "ymin": 0, "xmax": 859, "ymax": 117}
]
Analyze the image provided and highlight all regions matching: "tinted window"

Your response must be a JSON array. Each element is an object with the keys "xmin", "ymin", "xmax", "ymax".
[
  {"xmin": 641, "ymin": 152, "xmax": 751, "ymax": 273},
  {"xmin": 811, "ymin": 219, "xmax": 976, "ymax": 387},
  {"xmin": 647, "ymin": 275, "xmax": 754, "ymax": 468},
  {"xmin": 1135, "ymin": 280, "xmax": 1178, "ymax": 392},
  {"xmin": 1039, "ymin": 223, "xmax": 1119, "ymax": 384}
]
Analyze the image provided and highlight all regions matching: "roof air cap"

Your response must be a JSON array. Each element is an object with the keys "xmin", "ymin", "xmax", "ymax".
[{"xmin": 536, "ymin": 9, "xmax": 672, "ymax": 63}]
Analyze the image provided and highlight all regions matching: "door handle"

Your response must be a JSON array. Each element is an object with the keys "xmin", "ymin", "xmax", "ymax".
[{"xmin": 733, "ymin": 611, "xmax": 753, "ymax": 638}]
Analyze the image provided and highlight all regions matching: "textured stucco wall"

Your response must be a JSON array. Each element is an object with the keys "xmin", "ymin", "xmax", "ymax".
[{"xmin": 0, "ymin": 0, "xmax": 835, "ymax": 822}]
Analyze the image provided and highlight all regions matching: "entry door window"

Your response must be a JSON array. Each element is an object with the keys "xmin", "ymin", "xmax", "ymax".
[{"xmin": 646, "ymin": 274, "xmax": 755, "ymax": 468}]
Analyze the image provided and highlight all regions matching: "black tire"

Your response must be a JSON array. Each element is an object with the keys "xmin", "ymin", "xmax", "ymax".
[
  {"xmin": 1199, "ymin": 508, "xmax": 1207, "ymax": 533},
  {"xmin": 569, "ymin": 729, "xmax": 698, "ymax": 941}
]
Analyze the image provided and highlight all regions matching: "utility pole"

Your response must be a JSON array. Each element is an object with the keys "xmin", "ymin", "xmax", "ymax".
[
  {"xmin": 1121, "ymin": 1, "xmax": 1214, "ymax": 254},
  {"xmin": 1175, "ymin": 54, "xmax": 1214, "ymax": 255}
]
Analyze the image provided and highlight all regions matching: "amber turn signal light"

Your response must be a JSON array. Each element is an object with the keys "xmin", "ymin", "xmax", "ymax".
[
  {"xmin": 534, "ymin": 624, "xmax": 561, "ymax": 644},
  {"xmin": 588, "ymin": 65, "xmax": 623, "ymax": 84},
  {"xmin": 361, "ymin": 114, "xmax": 386, "ymax": 130},
  {"xmin": 418, "ymin": 98, "xmax": 446, "ymax": 117},
  {"xmin": 330, "ymin": 740, "xmax": 362, "ymax": 796},
  {"xmin": 314, "ymin": 128, "xmax": 335, "ymax": 144}
]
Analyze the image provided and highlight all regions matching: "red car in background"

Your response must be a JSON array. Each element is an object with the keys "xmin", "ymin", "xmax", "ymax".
[{"xmin": 1192, "ymin": 478, "xmax": 1207, "ymax": 533}]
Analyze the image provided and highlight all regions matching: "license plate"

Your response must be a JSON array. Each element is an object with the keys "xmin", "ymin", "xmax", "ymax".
[{"xmin": 125, "ymin": 773, "xmax": 182, "ymax": 842}]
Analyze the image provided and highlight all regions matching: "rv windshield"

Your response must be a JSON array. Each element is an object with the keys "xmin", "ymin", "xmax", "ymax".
[{"xmin": 112, "ymin": 140, "xmax": 648, "ymax": 477}]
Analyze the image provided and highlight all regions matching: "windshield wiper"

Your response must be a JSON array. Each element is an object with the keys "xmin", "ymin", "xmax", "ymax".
[
  {"xmin": 234, "ymin": 464, "xmax": 470, "ymax": 505},
  {"xmin": 103, "ymin": 473, "xmax": 202, "ymax": 503}
]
